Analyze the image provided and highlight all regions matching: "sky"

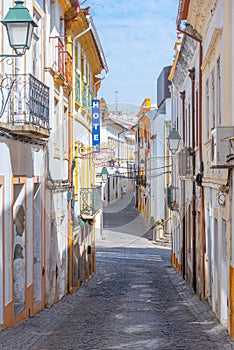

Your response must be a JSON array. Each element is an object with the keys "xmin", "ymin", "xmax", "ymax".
[{"xmin": 86, "ymin": 0, "xmax": 179, "ymax": 110}]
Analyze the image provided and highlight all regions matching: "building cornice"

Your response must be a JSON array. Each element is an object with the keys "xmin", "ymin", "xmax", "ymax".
[
  {"xmin": 58, "ymin": 0, "xmax": 73, "ymax": 12},
  {"xmin": 65, "ymin": 10, "xmax": 108, "ymax": 75}
]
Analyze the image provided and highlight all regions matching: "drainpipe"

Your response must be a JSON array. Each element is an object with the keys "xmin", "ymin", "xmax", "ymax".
[
  {"xmin": 180, "ymin": 90, "xmax": 186, "ymax": 279},
  {"xmin": 93, "ymin": 72, "xmax": 108, "ymax": 99},
  {"xmin": 177, "ymin": 24, "xmax": 206, "ymax": 297},
  {"xmin": 180, "ymin": 91, "xmax": 185, "ymax": 141},
  {"xmin": 72, "ymin": 16, "xmax": 108, "ymax": 109},
  {"xmin": 72, "ymin": 15, "xmax": 108, "ymax": 80},
  {"xmin": 68, "ymin": 95, "xmax": 73, "ymax": 294},
  {"xmin": 72, "ymin": 21, "xmax": 92, "ymax": 60},
  {"xmin": 64, "ymin": 33, "xmax": 74, "ymax": 294},
  {"xmin": 189, "ymin": 67, "xmax": 197, "ymax": 292}
]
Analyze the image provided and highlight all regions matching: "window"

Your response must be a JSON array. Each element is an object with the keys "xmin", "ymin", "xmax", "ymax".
[
  {"xmin": 205, "ymin": 79, "xmax": 209, "ymax": 139},
  {"xmin": 55, "ymin": 98, "xmax": 60, "ymax": 140},
  {"xmin": 195, "ymin": 89, "xmax": 198, "ymax": 147},
  {"xmin": 185, "ymin": 107, "xmax": 188, "ymax": 147},
  {"xmin": 89, "ymin": 68, "xmax": 93, "ymax": 88},
  {"xmin": 77, "ymin": 42, "xmax": 81, "ymax": 71},
  {"xmin": 217, "ymin": 57, "xmax": 221, "ymax": 125},
  {"xmin": 81, "ymin": 50, "xmax": 84, "ymax": 78},
  {"xmin": 187, "ymin": 205, "xmax": 191, "ymax": 255},
  {"xmin": 50, "ymin": 0, "xmax": 55, "ymax": 32},
  {"xmin": 84, "ymin": 55, "xmax": 87, "ymax": 80},
  {"xmin": 54, "ymin": 98, "xmax": 60, "ymax": 158},
  {"xmin": 60, "ymin": 17, "xmax": 64, "ymax": 44},
  {"xmin": 185, "ymin": 104, "xmax": 191, "ymax": 148},
  {"xmin": 35, "ymin": 0, "xmax": 45, "ymax": 10},
  {"xmin": 33, "ymin": 11, "xmax": 41, "ymax": 78},
  {"xmin": 188, "ymin": 103, "xmax": 191, "ymax": 148},
  {"xmin": 63, "ymin": 107, "xmax": 68, "ymax": 158},
  {"xmin": 211, "ymin": 69, "xmax": 215, "ymax": 129}
]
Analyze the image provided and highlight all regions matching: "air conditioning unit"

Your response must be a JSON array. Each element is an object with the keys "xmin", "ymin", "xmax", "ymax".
[{"xmin": 211, "ymin": 127, "xmax": 234, "ymax": 168}]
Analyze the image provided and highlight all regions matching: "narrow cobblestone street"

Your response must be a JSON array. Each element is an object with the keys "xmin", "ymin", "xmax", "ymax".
[{"xmin": 0, "ymin": 191, "xmax": 234, "ymax": 349}]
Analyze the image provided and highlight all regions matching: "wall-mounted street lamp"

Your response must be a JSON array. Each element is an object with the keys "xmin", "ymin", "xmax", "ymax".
[
  {"xmin": 167, "ymin": 128, "xmax": 181, "ymax": 154},
  {"xmin": 108, "ymin": 159, "xmax": 115, "ymax": 168},
  {"xmin": 1, "ymin": 0, "xmax": 37, "ymax": 58},
  {"xmin": 101, "ymin": 167, "xmax": 108, "ymax": 182},
  {"xmin": 0, "ymin": 1, "xmax": 37, "ymax": 117}
]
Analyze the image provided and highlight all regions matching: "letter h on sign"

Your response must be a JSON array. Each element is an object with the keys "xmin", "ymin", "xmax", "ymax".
[{"xmin": 92, "ymin": 99, "xmax": 100, "ymax": 151}]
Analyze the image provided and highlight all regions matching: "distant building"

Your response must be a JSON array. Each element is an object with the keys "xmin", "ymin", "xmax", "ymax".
[
  {"xmin": 134, "ymin": 98, "xmax": 152, "ymax": 222},
  {"xmin": 99, "ymin": 116, "xmax": 135, "ymax": 205}
]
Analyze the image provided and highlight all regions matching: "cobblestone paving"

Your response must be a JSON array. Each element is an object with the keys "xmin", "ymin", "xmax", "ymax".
[{"xmin": 0, "ymin": 193, "xmax": 234, "ymax": 349}]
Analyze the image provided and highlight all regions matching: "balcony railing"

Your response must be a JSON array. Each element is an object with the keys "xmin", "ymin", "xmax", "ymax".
[
  {"xmin": 50, "ymin": 36, "xmax": 65, "ymax": 76},
  {"xmin": 80, "ymin": 186, "xmax": 102, "ymax": 217},
  {"xmin": 49, "ymin": 36, "xmax": 72, "ymax": 86},
  {"xmin": 0, "ymin": 73, "xmax": 50, "ymax": 140},
  {"xmin": 178, "ymin": 148, "xmax": 193, "ymax": 177}
]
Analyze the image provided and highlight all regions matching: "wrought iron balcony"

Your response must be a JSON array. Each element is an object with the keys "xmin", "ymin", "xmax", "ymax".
[
  {"xmin": 178, "ymin": 148, "xmax": 193, "ymax": 177},
  {"xmin": 49, "ymin": 36, "xmax": 72, "ymax": 87},
  {"xmin": 0, "ymin": 73, "xmax": 50, "ymax": 140},
  {"xmin": 80, "ymin": 185, "xmax": 102, "ymax": 218}
]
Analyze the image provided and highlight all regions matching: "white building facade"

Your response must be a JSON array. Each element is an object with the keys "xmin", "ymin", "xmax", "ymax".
[
  {"xmin": 170, "ymin": 0, "xmax": 234, "ymax": 337},
  {"xmin": 0, "ymin": 0, "xmax": 108, "ymax": 329}
]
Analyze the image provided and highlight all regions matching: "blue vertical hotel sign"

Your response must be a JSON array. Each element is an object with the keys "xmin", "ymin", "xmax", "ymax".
[{"xmin": 92, "ymin": 99, "xmax": 100, "ymax": 150}]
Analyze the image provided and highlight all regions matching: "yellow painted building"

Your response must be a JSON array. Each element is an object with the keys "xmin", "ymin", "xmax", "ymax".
[
  {"xmin": 65, "ymin": 6, "xmax": 108, "ymax": 291},
  {"xmin": 134, "ymin": 98, "xmax": 151, "ymax": 222}
]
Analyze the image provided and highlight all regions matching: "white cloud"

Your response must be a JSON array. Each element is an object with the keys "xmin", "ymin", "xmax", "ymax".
[{"xmin": 88, "ymin": 0, "xmax": 178, "ymax": 106}]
